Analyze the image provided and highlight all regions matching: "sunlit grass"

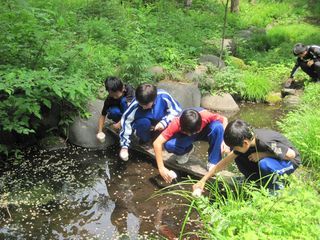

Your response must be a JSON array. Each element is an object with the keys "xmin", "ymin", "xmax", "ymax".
[
  {"xmin": 278, "ymin": 83, "xmax": 320, "ymax": 169},
  {"xmin": 156, "ymin": 174, "xmax": 320, "ymax": 239}
]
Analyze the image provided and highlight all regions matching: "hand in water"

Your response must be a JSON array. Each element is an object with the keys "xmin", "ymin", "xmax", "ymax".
[{"xmin": 159, "ymin": 167, "xmax": 174, "ymax": 183}]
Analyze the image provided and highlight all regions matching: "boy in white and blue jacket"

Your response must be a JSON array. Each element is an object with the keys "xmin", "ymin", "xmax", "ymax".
[{"xmin": 119, "ymin": 84, "xmax": 181, "ymax": 161}]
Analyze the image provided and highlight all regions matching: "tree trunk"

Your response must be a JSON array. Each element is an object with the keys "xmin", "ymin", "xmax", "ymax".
[
  {"xmin": 219, "ymin": 0, "xmax": 229, "ymax": 67},
  {"xmin": 230, "ymin": 0, "xmax": 239, "ymax": 13}
]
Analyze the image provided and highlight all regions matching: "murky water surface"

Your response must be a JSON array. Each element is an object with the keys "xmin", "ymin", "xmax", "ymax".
[
  {"xmin": 0, "ymin": 103, "xmax": 284, "ymax": 239},
  {"xmin": 0, "ymin": 145, "xmax": 198, "ymax": 239}
]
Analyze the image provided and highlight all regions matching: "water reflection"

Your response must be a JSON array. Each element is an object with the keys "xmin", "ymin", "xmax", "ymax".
[
  {"xmin": 233, "ymin": 102, "xmax": 284, "ymax": 129},
  {"xmin": 0, "ymin": 145, "xmax": 192, "ymax": 239}
]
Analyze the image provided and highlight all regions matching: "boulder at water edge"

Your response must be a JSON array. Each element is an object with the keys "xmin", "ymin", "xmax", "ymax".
[
  {"xmin": 201, "ymin": 93, "xmax": 240, "ymax": 113},
  {"xmin": 157, "ymin": 81, "xmax": 201, "ymax": 109},
  {"xmin": 68, "ymin": 100, "xmax": 115, "ymax": 149}
]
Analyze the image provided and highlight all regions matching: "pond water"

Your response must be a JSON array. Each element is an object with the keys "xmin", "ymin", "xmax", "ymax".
[
  {"xmin": 0, "ymin": 103, "xmax": 284, "ymax": 239},
  {"xmin": 0, "ymin": 145, "xmax": 199, "ymax": 239}
]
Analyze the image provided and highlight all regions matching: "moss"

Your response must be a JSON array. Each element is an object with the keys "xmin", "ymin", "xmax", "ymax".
[{"xmin": 266, "ymin": 92, "xmax": 282, "ymax": 105}]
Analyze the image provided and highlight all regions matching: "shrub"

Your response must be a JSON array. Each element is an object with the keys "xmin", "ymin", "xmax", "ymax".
[
  {"xmin": 0, "ymin": 68, "xmax": 91, "ymax": 136},
  {"xmin": 200, "ymin": 66, "xmax": 243, "ymax": 96}
]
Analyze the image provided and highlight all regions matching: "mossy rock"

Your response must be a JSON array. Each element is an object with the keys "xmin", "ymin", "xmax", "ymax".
[
  {"xmin": 266, "ymin": 92, "xmax": 282, "ymax": 105},
  {"xmin": 227, "ymin": 56, "xmax": 247, "ymax": 69}
]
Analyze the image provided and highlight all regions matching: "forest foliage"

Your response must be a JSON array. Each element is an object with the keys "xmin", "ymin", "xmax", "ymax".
[{"xmin": 1, "ymin": 0, "xmax": 320, "ymax": 156}]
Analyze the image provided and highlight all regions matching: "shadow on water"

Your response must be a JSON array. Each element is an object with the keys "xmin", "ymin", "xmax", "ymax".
[
  {"xmin": 0, "ymin": 103, "xmax": 285, "ymax": 239},
  {"xmin": 0, "ymin": 145, "xmax": 197, "ymax": 239}
]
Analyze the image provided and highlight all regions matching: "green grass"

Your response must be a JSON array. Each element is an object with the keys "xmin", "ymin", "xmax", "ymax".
[
  {"xmin": 239, "ymin": 71, "xmax": 272, "ymax": 101},
  {"xmin": 162, "ymin": 175, "xmax": 320, "ymax": 239},
  {"xmin": 278, "ymin": 83, "xmax": 320, "ymax": 169}
]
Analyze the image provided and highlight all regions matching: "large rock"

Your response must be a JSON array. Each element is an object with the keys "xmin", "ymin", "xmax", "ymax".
[
  {"xmin": 201, "ymin": 93, "xmax": 240, "ymax": 112},
  {"xmin": 199, "ymin": 55, "xmax": 226, "ymax": 69},
  {"xmin": 68, "ymin": 100, "xmax": 116, "ymax": 149},
  {"xmin": 157, "ymin": 81, "xmax": 201, "ymax": 109}
]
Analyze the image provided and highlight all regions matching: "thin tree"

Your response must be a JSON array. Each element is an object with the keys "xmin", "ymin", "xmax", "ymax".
[{"xmin": 219, "ymin": 0, "xmax": 229, "ymax": 67}]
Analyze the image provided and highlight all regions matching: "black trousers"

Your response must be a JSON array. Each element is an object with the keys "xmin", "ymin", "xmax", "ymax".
[{"xmin": 300, "ymin": 60, "xmax": 320, "ymax": 80}]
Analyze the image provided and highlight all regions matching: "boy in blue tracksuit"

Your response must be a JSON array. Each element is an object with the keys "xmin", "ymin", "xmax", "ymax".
[
  {"xmin": 119, "ymin": 84, "xmax": 181, "ymax": 161},
  {"xmin": 97, "ymin": 76, "xmax": 134, "ymax": 134}
]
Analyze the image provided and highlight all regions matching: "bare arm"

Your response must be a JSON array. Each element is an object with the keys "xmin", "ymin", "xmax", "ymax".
[
  {"xmin": 222, "ymin": 116, "xmax": 228, "ymax": 129},
  {"xmin": 153, "ymin": 135, "xmax": 172, "ymax": 183},
  {"xmin": 193, "ymin": 151, "xmax": 237, "ymax": 191},
  {"xmin": 249, "ymin": 148, "xmax": 296, "ymax": 162},
  {"xmin": 98, "ymin": 115, "xmax": 106, "ymax": 133}
]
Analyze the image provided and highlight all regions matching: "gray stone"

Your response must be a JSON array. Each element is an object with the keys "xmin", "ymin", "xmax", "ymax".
[
  {"xmin": 283, "ymin": 95, "xmax": 301, "ymax": 107},
  {"xmin": 201, "ymin": 93, "xmax": 240, "ymax": 112},
  {"xmin": 68, "ymin": 100, "xmax": 116, "ymax": 149},
  {"xmin": 157, "ymin": 81, "xmax": 201, "ymax": 109},
  {"xmin": 199, "ymin": 55, "xmax": 225, "ymax": 69},
  {"xmin": 281, "ymin": 88, "xmax": 299, "ymax": 98}
]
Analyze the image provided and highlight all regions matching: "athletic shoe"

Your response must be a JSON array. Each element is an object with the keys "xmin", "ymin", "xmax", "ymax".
[{"xmin": 176, "ymin": 145, "xmax": 195, "ymax": 164}]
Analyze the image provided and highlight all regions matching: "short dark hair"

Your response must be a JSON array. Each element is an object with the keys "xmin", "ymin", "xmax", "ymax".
[
  {"xmin": 224, "ymin": 119, "xmax": 254, "ymax": 148},
  {"xmin": 104, "ymin": 76, "xmax": 123, "ymax": 92},
  {"xmin": 293, "ymin": 43, "xmax": 307, "ymax": 56},
  {"xmin": 135, "ymin": 84, "xmax": 157, "ymax": 105},
  {"xmin": 180, "ymin": 109, "xmax": 202, "ymax": 134}
]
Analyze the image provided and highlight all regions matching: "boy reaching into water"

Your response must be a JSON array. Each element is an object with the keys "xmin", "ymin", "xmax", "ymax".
[
  {"xmin": 119, "ymin": 84, "xmax": 181, "ymax": 161},
  {"xmin": 193, "ymin": 119, "xmax": 301, "ymax": 193},
  {"xmin": 153, "ymin": 108, "xmax": 228, "ymax": 183},
  {"xmin": 97, "ymin": 76, "xmax": 134, "ymax": 140}
]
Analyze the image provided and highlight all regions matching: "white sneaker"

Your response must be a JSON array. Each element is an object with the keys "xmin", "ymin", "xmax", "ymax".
[
  {"xmin": 207, "ymin": 162, "xmax": 216, "ymax": 171},
  {"xmin": 176, "ymin": 145, "xmax": 195, "ymax": 164},
  {"xmin": 120, "ymin": 148, "xmax": 129, "ymax": 161}
]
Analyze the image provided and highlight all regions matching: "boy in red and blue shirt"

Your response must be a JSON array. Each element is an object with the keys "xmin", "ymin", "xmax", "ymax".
[{"xmin": 153, "ymin": 108, "xmax": 228, "ymax": 183}]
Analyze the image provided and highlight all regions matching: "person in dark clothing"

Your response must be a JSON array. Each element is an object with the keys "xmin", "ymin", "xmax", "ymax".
[
  {"xmin": 285, "ymin": 43, "xmax": 320, "ymax": 88},
  {"xmin": 193, "ymin": 119, "xmax": 301, "ymax": 192},
  {"xmin": 97, "ymin": 76, "xmax": 134, "ymax": 135}
]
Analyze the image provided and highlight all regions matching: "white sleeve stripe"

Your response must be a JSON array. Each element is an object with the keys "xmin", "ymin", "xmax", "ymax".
[
  {"xmin": 162, "ymin": 96, "xmax": 181, "ymax": 123},
  {"xmin": 120, "ymin": 102, "xmax": 139, "ymax": 147}
]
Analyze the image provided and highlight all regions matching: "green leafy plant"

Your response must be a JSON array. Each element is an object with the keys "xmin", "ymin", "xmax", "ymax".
[
  {"xmin": 278, "ymin": 83, "xmax": 320, "ymax": 169},
  {"xmin": 239, "ymin": 71, "xmax": 272, "ymax": 101}
]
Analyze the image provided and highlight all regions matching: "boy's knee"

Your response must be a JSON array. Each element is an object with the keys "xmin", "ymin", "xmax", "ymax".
[
  {"xmin": 258, "ymin": 158, "xmax": 273, "ymax": 174},
  {"xmin": 134, "ymin": 118, "xmax": 152, "ymax": 129},
  {"xmin": 164, "ymin": 140, "xmax": 175, "ymax": 153},
  {"xmin": 108, "ymin": 107, "xmax": 122, "ymax": 122},
  {"xmin": 209, "ymin": 121, "xmax": 224, "ymax": 135},
  {"xmin": 109, "ymin": 106, "xmax": 121, "ymax": 115}
]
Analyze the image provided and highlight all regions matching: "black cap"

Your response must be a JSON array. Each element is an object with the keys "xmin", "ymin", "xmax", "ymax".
[{"xmin": 293, "ymin": 43, "xmax": 307, "ymax": 56}]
